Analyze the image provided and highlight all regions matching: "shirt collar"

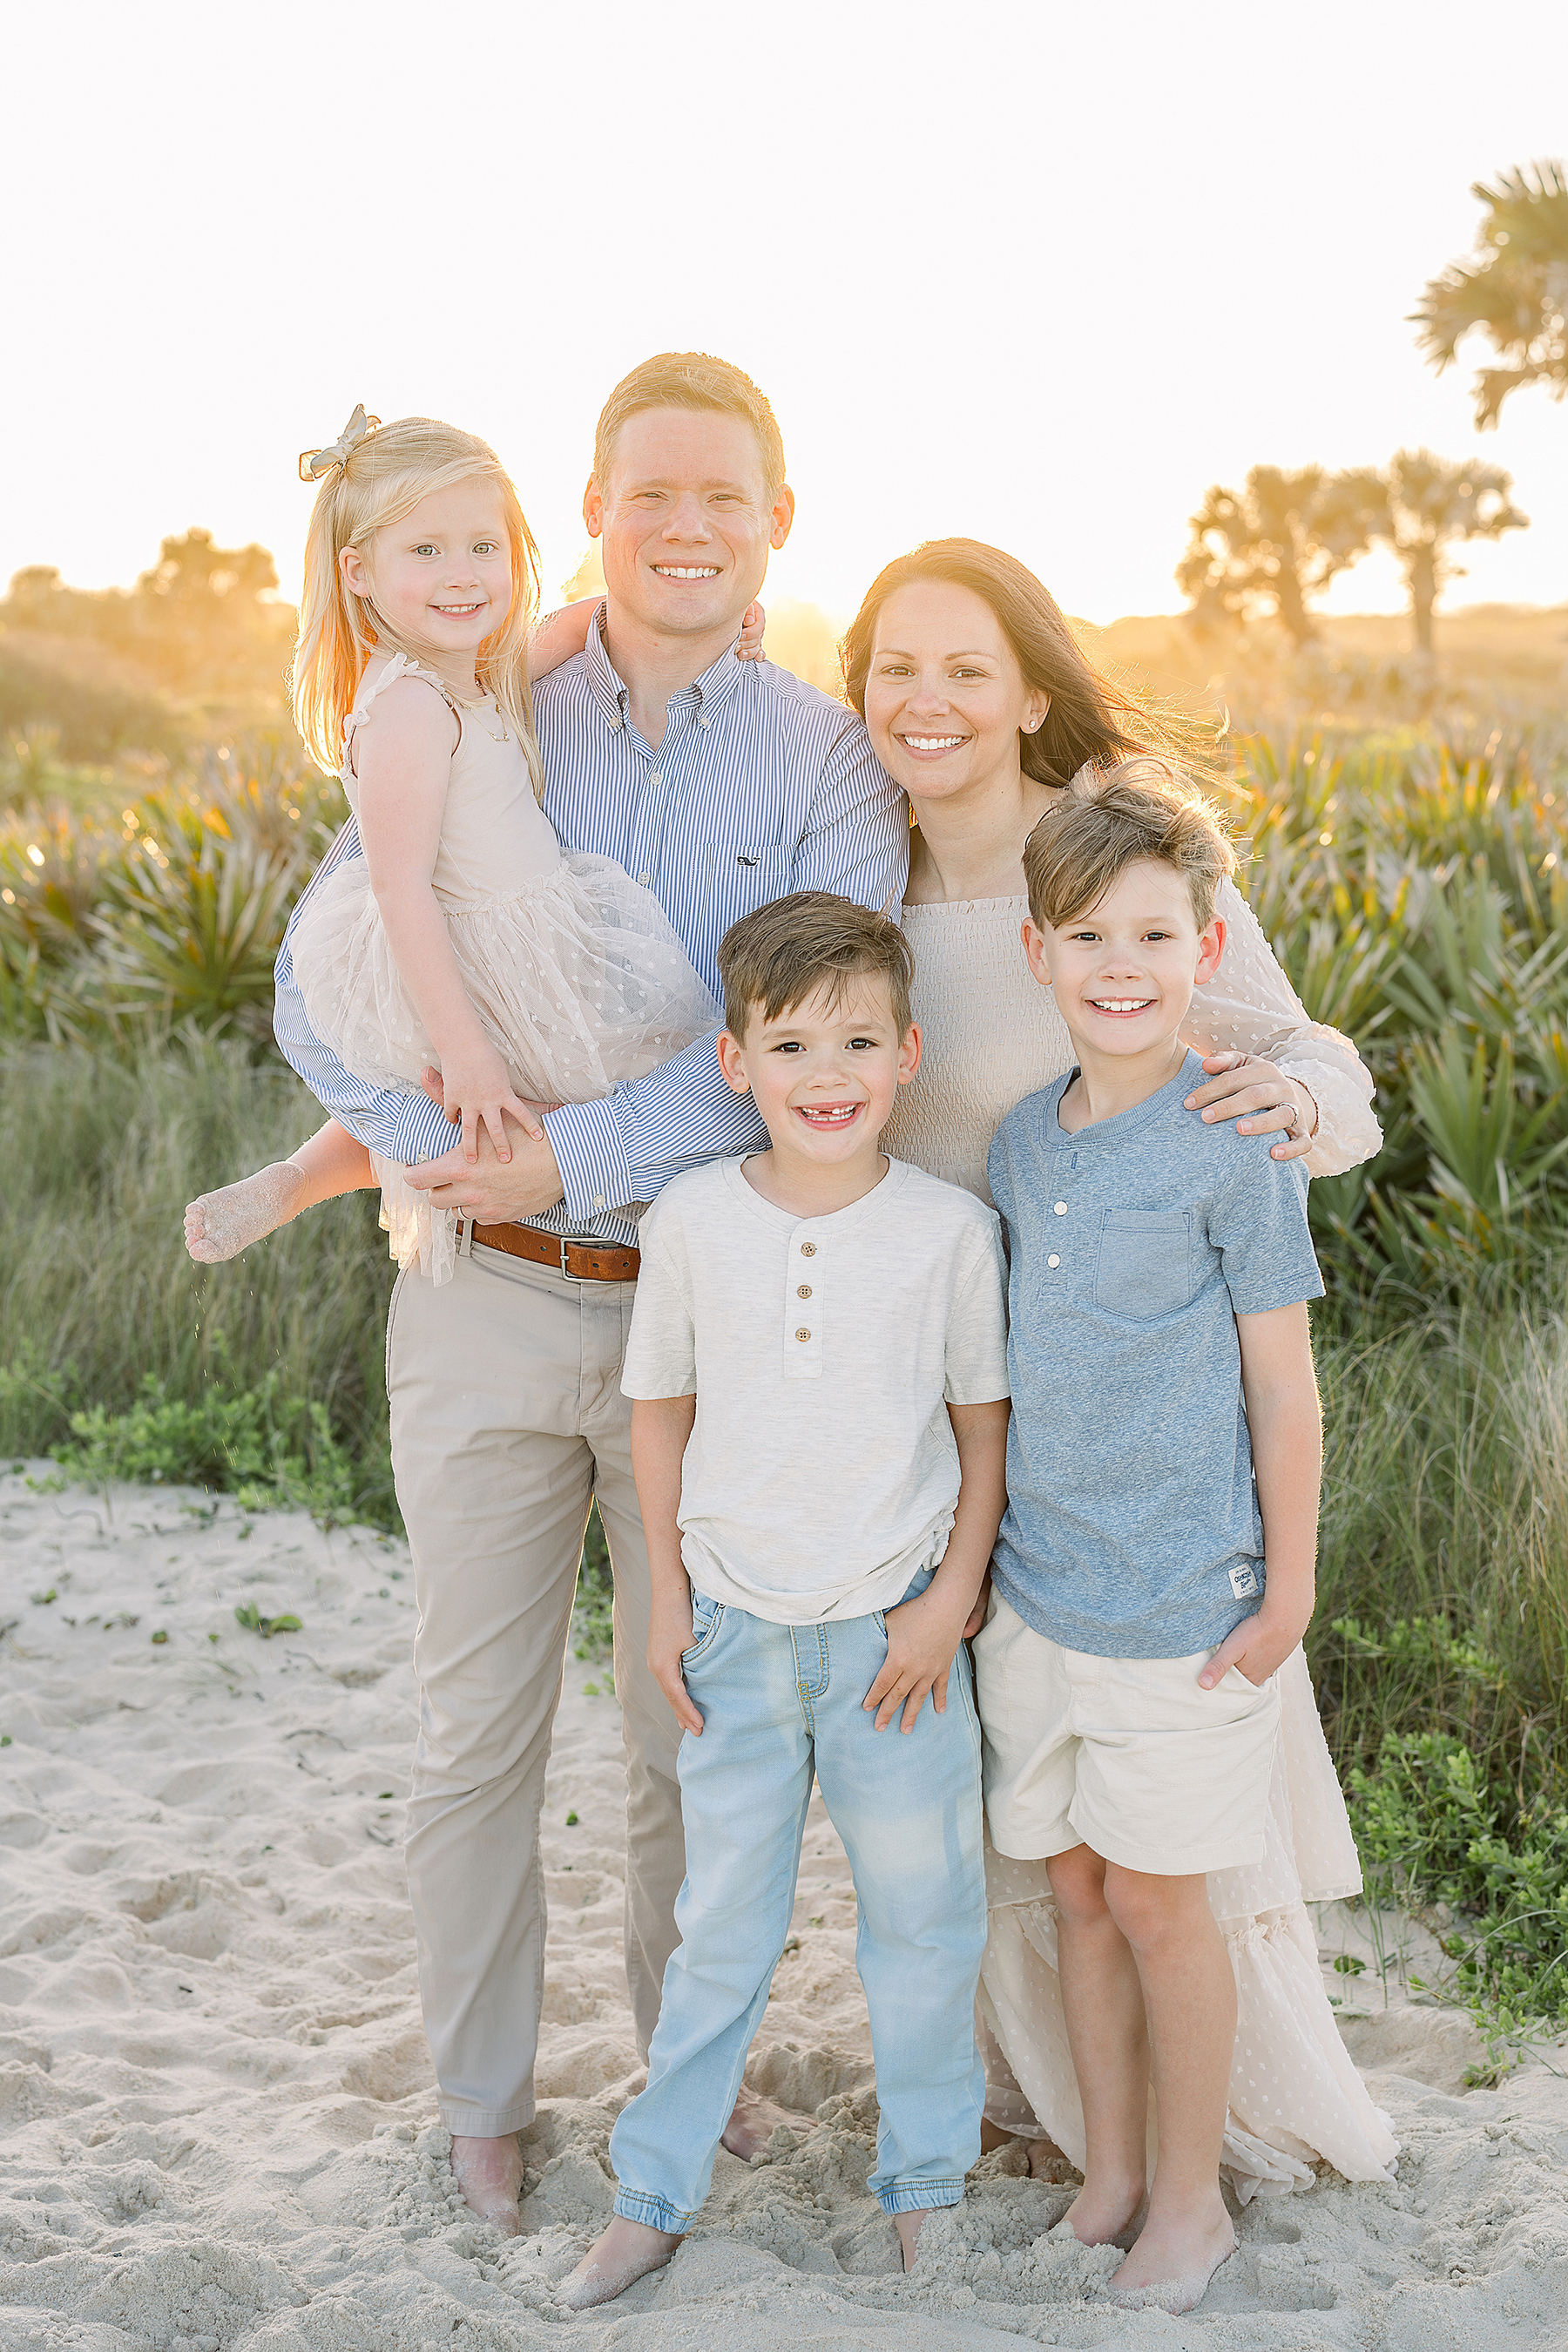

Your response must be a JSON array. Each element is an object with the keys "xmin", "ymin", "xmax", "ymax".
[{"xmin": 582, "ymin": 603, "xmax": 749, "ymax": 734}]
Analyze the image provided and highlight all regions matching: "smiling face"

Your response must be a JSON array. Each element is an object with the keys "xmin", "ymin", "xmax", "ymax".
[
  {"xmin": 1023, "ymin": 856, "xmax": 1226, "ymax": 1064},
  {"xmin": 862, "ymin": 580, "xmax": 1051, "ymax": 810},
  {"xmin": 584, "ymin": 406, "xmax": 794, "ymax": 649},
  {"xmin": 340, "ymin": 479, "xmax": 513, "ymax": 679},
  {"xmin": 717, "ymin": 971, "xmax": 921, "ymax": 1170}
]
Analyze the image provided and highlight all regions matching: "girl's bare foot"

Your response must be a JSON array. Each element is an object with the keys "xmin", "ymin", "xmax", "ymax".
[
  {"xmin": 186, "ymin": 1162, "xmax": 308, "ymax": 1262},
  {"xmin": 720, "ymin": 2083, "xmax": 818, "ymax": 2160},
  {"xmin": 557, "ymin": 2215, "xmax": 682, "ymax": 2308},
  {"xmin": 1110, "ymin": 2203, "xmax": 1236, "ymax": 2313},
  {"xmin": 449, "ymin": 2132, "xmax": 524, "ymax": 2234}
]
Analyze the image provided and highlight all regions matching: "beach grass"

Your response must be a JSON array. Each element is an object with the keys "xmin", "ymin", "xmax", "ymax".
[{"xmin": 0, "ymin": 1034, "xmax": 397, "ymax": 1526}]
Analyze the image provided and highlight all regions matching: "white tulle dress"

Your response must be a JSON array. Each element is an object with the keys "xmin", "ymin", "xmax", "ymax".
[
  {"xmin": 886, "ymin": 890, "xmax": 1397, "ymax": 2201},
  {"xmin": 288, "ymin": 653, "xmax": 719, "ymax": 1282}
]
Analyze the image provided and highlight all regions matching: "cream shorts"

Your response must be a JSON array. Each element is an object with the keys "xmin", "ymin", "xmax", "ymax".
[{"xmin": 973, "ymin": 1590, "xmax": 1281, "ymax": 1876}]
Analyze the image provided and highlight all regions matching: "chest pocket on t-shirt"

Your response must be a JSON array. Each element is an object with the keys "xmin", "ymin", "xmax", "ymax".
[{"xmin": 1093, "ymin": 1211, "xmax": 1193, "ymax": 1321}]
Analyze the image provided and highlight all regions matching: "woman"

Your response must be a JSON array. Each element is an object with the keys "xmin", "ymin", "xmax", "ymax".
[{"xmin": 841, "ymin": 540, "xmax": 1396, "ymax": 2203}]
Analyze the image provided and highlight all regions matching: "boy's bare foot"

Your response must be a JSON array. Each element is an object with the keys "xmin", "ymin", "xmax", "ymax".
[
  {"xmin": 449, "ymin": 2132, "xmax": 524, "ymax": 2234},
  {"xmin": 1062, "ymin": 2169, "xmax": 1146, "ymax": 2247},
  {"xmin": 186, "ymin": 1162, "xmax": 308, "ymax": 1263},
  {"xmin": 894, "ymin": 2210, "xmax": 928, "ymax": 2272},
  {"xmin": 720, "ymin": 2082, "xmax": 817, "ymax": 2161},
  {"xmin": 1110, "ymin": 2204, "xmax": 1236, "ymax": 2314},
  {"xmin": 557, "ymin": 2215, "xmax": 682, "ymax": 2308}
]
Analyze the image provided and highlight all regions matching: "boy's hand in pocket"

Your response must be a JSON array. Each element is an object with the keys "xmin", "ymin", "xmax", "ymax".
[
  {"xmin": 863, "ymin": 1585, "xmax": 969, "ymax": 1734},
  {"xmin": 648, "ymin": 1585, "xmax": 705, "ymax": 1736},
  {"xmin": 1198, "ymin": 1600, "xmax": 1309, "ymax": 1690}
]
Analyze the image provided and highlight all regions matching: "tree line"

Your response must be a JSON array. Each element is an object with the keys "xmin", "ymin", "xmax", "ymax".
[{"xmin": 1179, "ymin": 161, "xmax": 1565, "ymax": 652}]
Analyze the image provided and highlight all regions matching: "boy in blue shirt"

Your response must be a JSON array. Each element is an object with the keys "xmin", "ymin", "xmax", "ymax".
[{"xmin": 979, "ymin": 763, "xmax": 1325, "ymax": 2315}]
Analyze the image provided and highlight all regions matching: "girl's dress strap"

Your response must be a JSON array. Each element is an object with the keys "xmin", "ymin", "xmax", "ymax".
[{"xmin": 341, "ymin": 652, "xmax": 463, "ymax": 766}]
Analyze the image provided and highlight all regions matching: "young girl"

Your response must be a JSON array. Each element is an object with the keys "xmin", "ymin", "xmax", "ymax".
[{"xmin": 186, "ymin": 409, "xmax": 727, "ymax": 1283}]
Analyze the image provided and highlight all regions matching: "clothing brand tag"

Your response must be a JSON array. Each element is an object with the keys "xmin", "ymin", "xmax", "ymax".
[{"xmin": 1228, "ymin": 1564, "xmax": 1260, "ymax": 1599}]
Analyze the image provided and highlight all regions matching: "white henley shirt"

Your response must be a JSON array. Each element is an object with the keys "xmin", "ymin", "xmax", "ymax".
[{"xmin": 622, "ymin": 1155, "xmax": 1010, "ymax": 1625}]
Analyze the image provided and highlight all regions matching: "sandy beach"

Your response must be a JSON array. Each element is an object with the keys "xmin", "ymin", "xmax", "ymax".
[{"xmin": 2, "ymin": 1463, "xmax": 1566, "ymax": 2352}]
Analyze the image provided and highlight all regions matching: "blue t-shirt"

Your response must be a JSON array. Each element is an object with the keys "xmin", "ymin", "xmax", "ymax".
[{"xmin": 988, "ymin": 1050, "xmax": 1325, "ymax": 1659}]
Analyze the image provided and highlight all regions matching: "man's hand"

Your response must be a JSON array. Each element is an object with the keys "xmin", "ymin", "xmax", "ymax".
[
  {"xmin": 1199, "ymin": 1603, "xmax": 1311, "ymax": 1690},
  {"xmin": 402, "ymin": 1111, "xmax": 566, "ymax": 1221},
  {"xmin": 863, "ymin": 1582, "xmax": 972, "ymax": 1734},
  {"xmin": 1186, "ymin": 1053, "xmax": 1318, "ymax": 1162},
  {"xmin": 648, "ymin": 1580, "xmax": 705, "ymax": 1737}
]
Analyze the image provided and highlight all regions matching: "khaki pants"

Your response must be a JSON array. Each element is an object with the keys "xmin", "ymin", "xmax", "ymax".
[{"xmin": 386, "ymin": 1240, "xmax": 684, "ymax": 2135}]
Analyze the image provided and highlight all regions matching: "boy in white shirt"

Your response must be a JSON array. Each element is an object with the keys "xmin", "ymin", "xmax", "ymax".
[{"xmin": 559, "ymin": 892, "xmax": 1011, "ymax": 2309}]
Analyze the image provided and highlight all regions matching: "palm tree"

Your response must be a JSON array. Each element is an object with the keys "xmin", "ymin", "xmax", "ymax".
[
  {"xmin": 1412, "ymin": 161, "xmax": 1568, "ymax": 429},
  {"xmin": 1177, "ymin": 464, "xmax": 1385, "ymax": 646},
  {"xmin": 1373, "ymin": 450, "xmax": 1528, "ymax": 656}
]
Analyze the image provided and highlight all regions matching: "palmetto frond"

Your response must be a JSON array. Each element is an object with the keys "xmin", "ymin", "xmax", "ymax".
[{"xmin": 1412, "ymin": 161, "xmax": 1568, "ymax": 427}]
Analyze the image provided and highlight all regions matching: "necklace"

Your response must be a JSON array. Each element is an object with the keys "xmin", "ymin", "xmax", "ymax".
[{"xmin": 445, "ymin": 686, "xmax": 510, "ymax": 745}]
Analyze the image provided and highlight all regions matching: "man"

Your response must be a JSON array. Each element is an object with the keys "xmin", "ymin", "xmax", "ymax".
[{"xmin": 272, "ymin": 354, "xmax": 908, "ymax": 2229}]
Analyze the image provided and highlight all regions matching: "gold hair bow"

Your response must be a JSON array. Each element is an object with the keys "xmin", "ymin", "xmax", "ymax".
[{"xmin": 298, "ymin": 404, "xmax": 381, "ymax": 483}]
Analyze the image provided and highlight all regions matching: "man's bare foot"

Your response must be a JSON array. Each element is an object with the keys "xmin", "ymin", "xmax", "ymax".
[
  {"xmin": 557, "ymin": 2215, "xmax": 682, "ymax": 2309},
  {"xmin": 1062, "ymin": 2168, "xmax": 1146, "ymax": 2247},
  {"xmin": 1110, "ymin": 2203, "xmax": 1236, "ymax": 2313},
  {"xmin": 894, "ymin": 2210, "xmax": 929, "ymax": 2272},
  {"xmin": 449, "ymin": 2132, "xmax": 524, "ymax": 2235},
  {"xmin": 186, "ymin": 1162, "xmax": 308, "ymax": 1263},
  {"xmin": 978, "ymin": 2117, "xmax": 1069, "ymax": 2177},
  {"xmin": 720, "ymin": 2081, "xmax": 817, "ymax": 2161}
]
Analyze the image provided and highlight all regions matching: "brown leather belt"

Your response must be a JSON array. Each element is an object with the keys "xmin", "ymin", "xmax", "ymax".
[{"xmin": 456, "ymin": 1219, "xmax": 640, "ymax": 1282}]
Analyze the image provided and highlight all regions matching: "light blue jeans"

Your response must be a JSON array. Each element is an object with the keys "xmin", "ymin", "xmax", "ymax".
[{"xmin": 608, "ymin": 1571, "xmax": 987, "ymax": 2227}]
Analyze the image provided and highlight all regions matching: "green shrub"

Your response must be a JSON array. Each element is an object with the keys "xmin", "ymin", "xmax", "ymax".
[
  {"xmin": 0, "ymin": 1035, "xmax": 397, "ymax": 1524},
  {"xmin": 1348, "ymin": 1728, "xmax": 1568, "ymax": 2041}
]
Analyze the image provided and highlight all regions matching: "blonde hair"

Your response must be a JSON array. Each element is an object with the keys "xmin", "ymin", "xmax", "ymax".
[
  {"xmin": 592, "ymin": 353, "xmax": 786, "ymax": 505},
  {"xmin": 1023, "ymin": 759, "xmax": 1240, "ymax": 932},
  {"xmin": 717, "ymin": 891, "xmax": 914, "ymax": 1042},
  {"xmin": 292, "ymin": 415, "xmax": 544, "ymax": 793}
]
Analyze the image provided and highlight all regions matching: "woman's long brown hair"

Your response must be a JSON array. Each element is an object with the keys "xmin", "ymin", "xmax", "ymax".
[{"xmin": 841, "ymin": 537, "xmax": 1207, "ymax": 788}]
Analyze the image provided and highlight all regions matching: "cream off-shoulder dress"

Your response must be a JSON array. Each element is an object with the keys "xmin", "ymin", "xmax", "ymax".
[
  {"xmin": 289, "ymin": 653, "xmax": 719, "ymax": 1281},
  {"xmin": 883, "ymin": 884, "xmax": 1399, "ymax": 2201}
]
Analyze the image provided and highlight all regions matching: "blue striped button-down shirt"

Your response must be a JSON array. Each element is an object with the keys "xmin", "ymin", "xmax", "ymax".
[{"xmin": 271, "ymin": 613, "xmax": 909, "ymax": 1247}]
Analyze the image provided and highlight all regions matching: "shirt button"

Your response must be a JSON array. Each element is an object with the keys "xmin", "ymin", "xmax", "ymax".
[
  {"xmin": 1048, "ymin": 1254, "xmax": 1061, "ymax": 1268},
  {"xmin": 797, "ymin": 1284, "xmax": 811, "ymax": 1299},
  {"xmin": 801, "ymin": 1241, "xmax": 816, "ymax": 1257},
  {"xmin": 699, "ymin": 713, "xmax": 710, "ymax": 727},
  {"xmin": 1053, "ymin": 1201, "xmax": 1067, "ymax": 1215},
  {"xmin": 647, "ymin": 769, "xmax": 662, "ymax": 787},
  {"xmin": 637, "ymin": 872, "xmax": 652, "ymax": 886},
  {"xmin": 795, "ymin": 1328, "xmax": 811, "ymax": 1342},
  {"xmin": 592, "ymin": 1194, "xmax": 605, "ymax": 1210}
]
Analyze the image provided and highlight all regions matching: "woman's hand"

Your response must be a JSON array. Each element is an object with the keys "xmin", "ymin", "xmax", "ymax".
[
  {"xmin": 734, "ymin": 601, "xmax": 766, "ymax": 662},
  {"xmin": 435, "ymin": 1041, "xmax": 543, "ymax": 1165},
  {"xmin": 1186, "ymin": 1053, "xmax": 1318, "ymax": 1162}
]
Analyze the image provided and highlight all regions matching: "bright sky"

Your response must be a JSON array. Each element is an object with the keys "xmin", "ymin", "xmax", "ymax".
[{"xmin": 5, "ymin": 1, "xmax": 1565, "ymax": 629}]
